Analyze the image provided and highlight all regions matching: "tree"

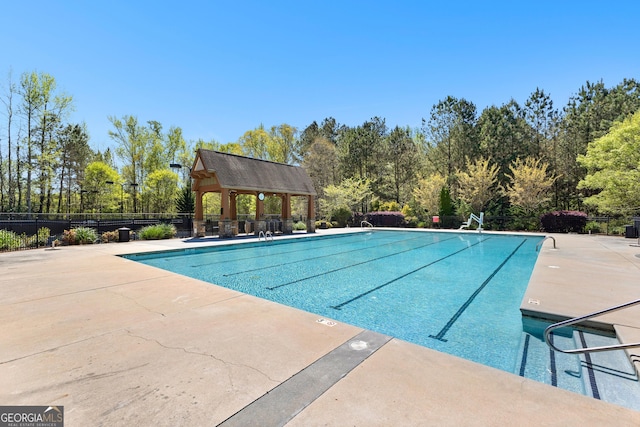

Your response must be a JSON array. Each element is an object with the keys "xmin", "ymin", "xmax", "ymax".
[
  {"xmin": 19, "ymin": 71, "xmax": 41, "ymax": 214},
  {"xmin": 82, "ymin": 161, "xmax": 120, "ymax": 213},
  {"xmin": 109, "ymin": 116, "xmax": 182, "ymax": 213},
  {"xmin": 557, "ymin": 79, "xmax": 640, "ymax": 210},
  {"xmin": 577, "ymin": 110, "xmax": 640, "ymax": 214},
  {"xmin": 412, "ymin": 173, "xmax": 446, "ymax": 216},
  {"xmin": 0, "ymin": 69, "xmax": 17, "ymax": 211},
  {"xmin": 145, "ymin": 169, "xmax": 179, "ymax": 213},
  {"xmin": 455, "ymin": 157, "xmax": 499, "ymax": 215},
  {"xmin": 478, "ymin": 100, "xmax": 533, "ymax": 188},
  {"xmin": 523, "ymin": 88, "xmax": 558, "ymax": 160},
  {"xmin": 300, "ymin": 117, "xmax": 341, "ymax": 157},
  {"xmin": 56, "ymin": 124, "xmax": 91, "ymax": 214},
  {"xmin": 269, "ymin": 123, "xmax": 300, "ymax": 164},
  {"xmin": 35, "ymin": 74, "xmax": 73, "ymax": 213},
  {"xmin": 302, "ymin": 136, "xmax": 339, "ymax": 205},
  {"xmin": 381, "ymin": 126, "xmax": 420, "ymax": 203},
  {"xmin": 176, "ymin": 183, "xmax": 195, "ymax": 214},
  {"xmin": 337, "ymin": 117, "xmax": 387, "ymax": 183},
  {"xmin": 321, "ymin": 178, "xmax": 373, "ymax": 219},
  {"xmin": 109, "ymin": 115, "xmax": 147, "ymax": 212},
  {"xmin": 422, "ymin": 96, "xmax": 478, "ymax": 182},
  {"xmin": 504, "ymin": 157, "xmax": 556, "ymax": 217},
  {"xmin": 238, "ymin": 124, "xmax": 272, "ymax": 160}
]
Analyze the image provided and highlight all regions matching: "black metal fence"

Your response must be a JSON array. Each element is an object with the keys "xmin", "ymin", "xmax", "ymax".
[{"xmin": 0, "ymin": 213, "xmax": 193, "ymax": 252}]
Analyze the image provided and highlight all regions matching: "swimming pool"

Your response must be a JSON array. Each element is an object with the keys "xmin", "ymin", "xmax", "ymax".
[{"xmin": 125, "ymin": 230, "xmax": 542, "ymax": 372}]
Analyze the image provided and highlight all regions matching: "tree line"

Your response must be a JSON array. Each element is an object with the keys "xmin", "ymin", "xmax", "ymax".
[{"xmin": 1, "ymin": 68, "xmax": 639, "ymax": 224}]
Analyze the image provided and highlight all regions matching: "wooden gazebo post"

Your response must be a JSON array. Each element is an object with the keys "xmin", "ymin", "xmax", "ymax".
[
  {"xmin": 193, "ymin": 188, "xmax": 205, "ymax": 237},
  {"xmin": 307, "ymin": 195, "xmax": 316, "ymax": 232}
]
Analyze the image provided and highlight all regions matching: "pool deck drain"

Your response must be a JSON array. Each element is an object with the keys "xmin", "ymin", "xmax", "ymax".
[
  {"xmin": 219, "ymin": 330, "xmax": 392, "ymax": 427},
  {"xmin": 1, "ymin": 229, "xmax": 640, "ymax": 425}
]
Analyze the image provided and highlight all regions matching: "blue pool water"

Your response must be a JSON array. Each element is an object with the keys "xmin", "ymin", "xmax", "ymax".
[{"xmin": 125, "ymin": 230, "xmax": 542, "ymax": 372}]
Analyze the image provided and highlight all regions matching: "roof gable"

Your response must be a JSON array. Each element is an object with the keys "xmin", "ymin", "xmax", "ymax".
[{"xmin": 193, "ymin": 149, "xmax": 317, "ymax": 196}]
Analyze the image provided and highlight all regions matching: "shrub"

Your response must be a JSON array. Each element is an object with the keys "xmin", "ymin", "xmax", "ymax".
[
  {"xmin": 365, "ymin": 211, "xmax": 405, "ymax": 227},
  {"xmin": 0, "ymin": 229, "xmax": 22, "ymax": 250},
  {"xmin": 293, "ymin": 221, "xmax": 307, "ymax": 231},
  {"xmin": 379, "ymin": 200, "xmax": 400, "ymax": 211},
  {"xmin": 62, "ymin": 229, "xmax": 76, "ymax": 245},
  {"xmin": 315, "ymin": 220, "xmax": 332, "ymax": 229},
  {"xmin": 610, "ymin": 226, "xmax": 625, "ymax": 236},
  {"xmin": 75, "ymin": 227, "xmax": 99, "ymax": 244},
  {"xmin": 139, "ymin": 223, "xmax": 176, "ymax": 240},
  {"xmin": 102, "ymin": 230, "xmax": 119, "ymax": 243},
  {"xmin": 37, "ymin": 227, "xmax": 51, "ymax": 246},
  {"xmin": 331, "ymin": 207, "xmax": 352, "ymax": 227},
  {"xmin": 61, "ymin": 227, "xmax": 98, "ymax": 245},
  {"xmin": 540, "ymin": 210, "xmax": 587, "ymax": 233},
  {"xmin": 584, "ymin": 221, "xmax": 601, "ymax": 234}
]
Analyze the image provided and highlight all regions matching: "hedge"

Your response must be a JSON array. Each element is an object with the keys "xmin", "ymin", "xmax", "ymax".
[
  {"xmin": 540, "ymin": 210, "xmax": 587, "ymax": 233},
  {"xmin": 365, "ymin": 211, "xmax": 405, "ymax": 227}
]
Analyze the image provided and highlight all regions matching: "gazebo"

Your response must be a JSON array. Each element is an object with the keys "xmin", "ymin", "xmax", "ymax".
[{"xmin": 189, "ymin": 149, "xmax": 317, "ymax": 238}]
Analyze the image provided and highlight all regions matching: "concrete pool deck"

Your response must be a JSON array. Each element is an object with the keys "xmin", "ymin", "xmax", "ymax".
[{"xmin": 1, "ymin": 230, "xmax": 640, "ymax": 425}]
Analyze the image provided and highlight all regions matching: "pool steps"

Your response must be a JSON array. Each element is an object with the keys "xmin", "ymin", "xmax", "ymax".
[{"xmin": 517, "ymin": 322, "xmax": 640, "ymax": 411}]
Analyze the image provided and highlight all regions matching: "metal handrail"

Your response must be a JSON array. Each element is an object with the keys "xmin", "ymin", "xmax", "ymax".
[
  {"xmin": 361, "ymin": 221, "xmax": 373, "ymax": 229},
  {"xmin": 258, "ymin": 230, "xmax": 273, "ymax": 242},
  {"xmin": 544, "ymin": 298, "xmax": 640, "ymax": 354},
  {"xmin": 536, "ymin": 235, "xmax": 556, "ymax": 251}
]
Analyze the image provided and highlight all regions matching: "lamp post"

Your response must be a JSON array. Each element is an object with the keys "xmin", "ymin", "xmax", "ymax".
[{"xmin": 130, "ymin": 183, "xmax": 139, "ymax": 214}]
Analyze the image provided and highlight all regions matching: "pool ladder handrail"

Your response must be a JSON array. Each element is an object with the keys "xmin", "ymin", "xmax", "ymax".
[
  {"xmin": 535, "ymin": 235, "xmax": 556, "ymax": 251},
  {"xmin": 258, "ymin": 230, "xmax": 273, "ymax": 242},
  {"xmin": 544, "ymin": 298, "xmax": 640, "ymax": 354},
  {"xmin": 361, "ymin": 221, "xmax": 374, "ymax": 230}
]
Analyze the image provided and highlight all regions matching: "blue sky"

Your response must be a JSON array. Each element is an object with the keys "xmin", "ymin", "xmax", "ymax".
[{"xmin": 2, "ymin": 1, "xmax": 639, "ymax": 154}]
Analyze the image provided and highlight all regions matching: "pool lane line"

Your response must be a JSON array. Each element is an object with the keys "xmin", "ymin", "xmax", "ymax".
[
  {"xmin": 189, "ymin": 232, "xmax": 413, "ymax": 269},
  {"xmin": 265, "ymin": 236, "xmax": 463, "ymax": 291},
  {"xmin": 217, "ymin": 329, "xmax": 392, "ymax": 427},
  {"xmin": 330, "ymin": 237, "xmax": 490, "ymax": 310},
  {"xmin": 579, "ymin": 330, "xmax": 601, "ymax": 400},
  {"xmin": 549, "ymin": 333, "xmax": 558, "ymax": 386},
  {"xmin": 222, "ymin": 233, "xmax": 432, "ymax": 277},
  {"xmin": 518, "ymin": 334, "xmax": 531, "ymax": 377},
  {"xmin": 429, "ymin": 239, "xmax": 527, "ymax": 342}
]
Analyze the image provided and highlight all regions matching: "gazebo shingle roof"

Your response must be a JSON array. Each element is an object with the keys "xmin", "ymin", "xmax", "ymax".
[{"xmin": 194, "ymin": 149, "xmax": 317, "ymax": 196}]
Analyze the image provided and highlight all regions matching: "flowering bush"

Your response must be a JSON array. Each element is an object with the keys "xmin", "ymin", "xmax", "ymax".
[
  {"xmin": 540, "ymin": 210, "xmax": 587, "ymax": 233},
  {"xmin": 365, "ymin": 211, "xmax": 405, "ymax": 227}
]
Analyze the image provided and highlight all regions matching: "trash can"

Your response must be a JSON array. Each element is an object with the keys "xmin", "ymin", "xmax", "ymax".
[
  {"xmin": 624, "ymin": 225, "xmax": 637, "ymax": 238},
  {"xmin": 118, "ymin": 227, "xmax": 131, "ymax": 242}
]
